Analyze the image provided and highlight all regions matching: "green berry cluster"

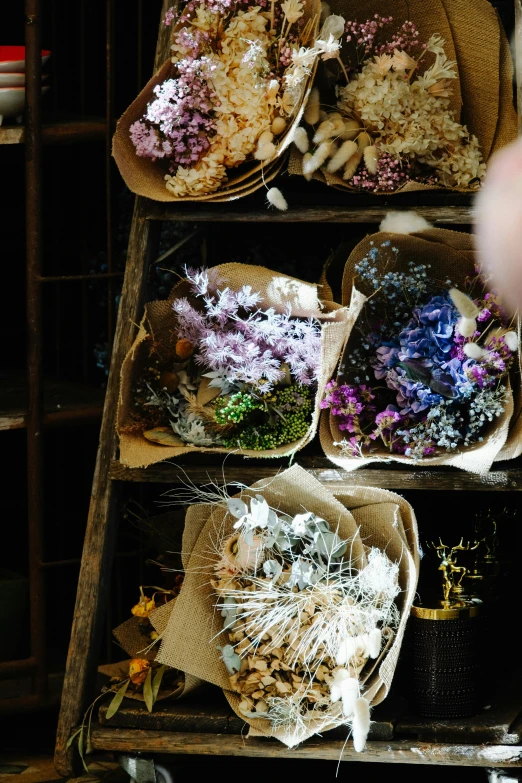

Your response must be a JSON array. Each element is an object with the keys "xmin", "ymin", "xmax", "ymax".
[
  {"xmin": 219, "ymin": 385, "xmax": 313, "ymax": 451},
  {"xmin": 214, "ymin": 391, "xmax": 263, "ymax": 425}
]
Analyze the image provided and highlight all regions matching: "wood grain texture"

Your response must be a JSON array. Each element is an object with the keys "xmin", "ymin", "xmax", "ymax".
[
  {"xmin": 54, "ymin": 201, "xmax": 154, "ymax": 777},
  {"xmin": 90, "ymin": 727, "xmax": 522, "ymax": 767},
  {"xmin": 145, "ymin": 204, "xmax": 475, "ymax": 224},
  {"xmin": 109, "ymin": 458, "xmax": 522, "ymax": 491},
  {"xmin": 97, "ymin": 689, "xmax": 404, "ymax": 741},
  {"xmin": 0, "ymin": 120, "xmax": 106, "ymax": 146}
]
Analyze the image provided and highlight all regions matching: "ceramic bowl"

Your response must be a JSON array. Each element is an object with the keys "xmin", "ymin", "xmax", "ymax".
[
  {"xmin": 0, "ymin": 46, "xmax": 51, "ymax": 73},
  {"xmin": 0, "ymin": 72, "xmax": 48, "ymax": 87},
  {"xmin": 0, "ymin": 85, "xmax": 50, "ymax": 125}
]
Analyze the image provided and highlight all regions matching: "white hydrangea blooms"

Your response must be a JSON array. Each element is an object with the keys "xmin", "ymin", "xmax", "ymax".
[{"xmin": 337, "ymin": 35, "xmax": 486, "ymax": 188}]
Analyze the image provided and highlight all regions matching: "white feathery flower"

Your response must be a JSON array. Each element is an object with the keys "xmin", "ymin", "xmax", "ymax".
[
  {"xmin": 291, "ymin": 46, "xmax": 319, "ymax": 70},
  {"xmin": 391, "ymin": 49, "xmax": 417, "ymax": 72},
  {"xmin": 281, "ymin": 0, "xmax": 304, "ymax": 24},
  {"xmin": 315, "ymin": 33, "xmax": 341, "ymax": 61}
]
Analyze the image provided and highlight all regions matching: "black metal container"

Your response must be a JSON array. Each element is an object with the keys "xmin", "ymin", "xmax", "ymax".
[{"xmin": 411, "ymin": 602, "xmax": 481, "ymax": 719}]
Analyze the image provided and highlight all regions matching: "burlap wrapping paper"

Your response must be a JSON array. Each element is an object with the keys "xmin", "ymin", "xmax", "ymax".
[
  {"xmin": 117, "ymin": 262, "xmax": 351, "ymax": 468},
  {"xmin": 112, "ymin": 599, "xmax": 203, "ymax": 698},
  {"xmin": 112, "ymin": 0, "xmax": 320, "ymax": 203},
  {"xmin": 320, "ymin": 228, "xmax": 521, "ymax": 474},
  {"xmin": 156, "ymin": 464, "xmax": 419, "ymax": 747},
  {"xmin": 288, "ymin": 0, "xmax": 517, "ymax": 194}
]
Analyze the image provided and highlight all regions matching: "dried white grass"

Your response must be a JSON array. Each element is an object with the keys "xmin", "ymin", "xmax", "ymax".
[
  {"xmin": 313, "ymin": 116, "xmax": 344, "ymax": 144},
  {"xmin": 304, "ymin": 141, "xmax": 332, "ymax": 175},
  {"xmin": 339, "ymin": 120, "xmax": 361, "ymax": 141},
  {"xmin": 363, "ymin": 146, "xmax": 379, "ymax": 175},
  {"xmin": 255, "ymin": 142, "xmax": 276, "ymax": 161},
  {"xmin": 258, "ymin": 130, "xmax": 274, "ymax": 146},
  {"xmin": 342, "ymin": 151, "xmax": 362, "ymax": 181},
  {"xmin": 271, "ymin": 117, "xmax": 287, "ymax": 135},
  {"xmin": 464, "ymin": 342, "xmax": 486, "ymax": 359},
  {"xmin": 266, "ymin": 187, "xmax": 288, "ymax": 211},
  {"xmin": 326, "ymin": 140, "xmax": 358, "ymax": 173},
  {"xmin": 457, "ymin": 317, "xmax": 477, "ymax": 338},
  {"xmin": 379, "ymin": 210, "xmax": 433, "ymax": 234},
  {"xmin": 293, "ymin": 126, "xmax": 310, "ymax": 154},
  {"xmin": 302, "ymin": 153, "xmax": 314, "ymax": 180},
  {"xmin": 504, "ymin": 331, "xmax": 519, "ymax": 351},
  {"xmin": 449, "ymin": 287, "xmax": 480, "ymax": 319},
  {"xmin": 304, "ymin": 87, "xmax": 320, "ymax": 125},
  {"xmin": 352, "ymin": 697, "xmax": 371, "ymax": 752}
]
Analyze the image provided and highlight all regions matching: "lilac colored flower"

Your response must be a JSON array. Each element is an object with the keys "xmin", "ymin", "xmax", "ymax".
[{"xmin": 477, "ymin": 308, "xmax": 491, "ymax": 323}]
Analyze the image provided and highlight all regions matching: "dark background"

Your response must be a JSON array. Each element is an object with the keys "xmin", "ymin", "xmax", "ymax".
[{"xmin": 0, "ymin": 1, "xmax": 519, "ymax": 779}]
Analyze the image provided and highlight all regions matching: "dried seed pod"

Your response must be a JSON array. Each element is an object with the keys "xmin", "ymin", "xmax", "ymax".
[
  {"xmin": 339, "ymin": 119, "xmax": 362, "ymax": 140},
  {"xmin": 304, "ymin": 87, "xmax": 320, "ymax": 125},
  {"xmin": 271, "ymin": 116, "xmax": 287, "ymax": 135},
  {"xmin": 357, "ymin": 131, "xmax": 372, "ymax": 150},
  {"xmin": 457, "ymin": 317, "xmax": 477, "ymax": 337},
  {"xmin": 293, "ymin": 126, "xmax": 310, "ymax": 154},
  {"xmin": 159, "ymin": 371, "xmax": 179, "ymax": 393},
  {"xmin": 450, "ymin": 287, "xmax": 480, "ymax": 319},
  {"xmin": 326, "ymin": 140, "xmax": 358, "ymax": 173},
  {"xmin": 175, "ymin": 338, "xmax": 194, "ymax": 359},
  {"xmin": 258, "ymin": 130, "xmax": 274, "ymax": 146},
  {"xmin": 343, "ymin": 151, "xmax": 363, "ymax": 180},
  {"xmin": 255, "ymin": 142, "xmax": 276, "ymax": 161},
  {"xmin": 364, "ymin": 145, "xmax": 379, "ymax": 175}
]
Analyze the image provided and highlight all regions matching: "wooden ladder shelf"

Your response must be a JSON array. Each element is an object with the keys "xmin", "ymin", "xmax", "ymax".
[{"xmin": 54, "ymin": 0, "xmax": 522, "ymax": 776}]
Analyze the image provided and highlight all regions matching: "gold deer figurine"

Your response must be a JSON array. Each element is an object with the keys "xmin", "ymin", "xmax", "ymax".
[{"xmin": 428, "ymin": 538, "xmax": 481, "ymax": 606}]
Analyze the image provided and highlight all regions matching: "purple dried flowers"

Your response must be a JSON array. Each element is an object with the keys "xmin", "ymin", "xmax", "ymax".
[
  {"xmin": 322, "ymin": 244, "xmax": 517, "ymax": 460},
  {"xmin": 131, "ymin": 57, "xmax": 216, "ymax": 168}
]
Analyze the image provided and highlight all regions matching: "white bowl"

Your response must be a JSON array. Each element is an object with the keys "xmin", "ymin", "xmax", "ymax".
[
  {"xmin": 0, "ymin": 85, "xmax": 50, "ymax": 125},
  {"xmin": 0, "ymin": 46, "xmax": 51, "ymax": 73},
  {"xmin": 0, "ymin": 72, "xmax": 48, "ymax": 87}
]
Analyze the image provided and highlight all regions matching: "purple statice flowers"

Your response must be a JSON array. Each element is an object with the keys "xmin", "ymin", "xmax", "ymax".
[
  {"xmin": 322, "ymin": 243, "xmax": 516, "ymax": 460},
  {"xmin": 172, "ymin": 267, "xmax": 322, "ymax": 393},
  {"xmin": 130, "ymin": 57, "xmax": 216, "ymax": 168}
]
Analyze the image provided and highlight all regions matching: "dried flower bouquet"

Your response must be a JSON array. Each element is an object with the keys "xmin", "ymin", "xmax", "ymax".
[
  {"xmin": 118, "ymin": 263, "xmax": 349, "ymax": 467},
  {"xmin": 113, "ymin": 0, "xmax": 320, "ymax": 202},
  {"xmin": 289, "ymin": 0, "xmax": 517, "ymax": 193},
  {"xmin": 156, "ymin": 464, "xmax": 419, "ymax": 749},
  {"xmin": 320, "ymin": 227, "xmax": 522, "ymax": 474}
]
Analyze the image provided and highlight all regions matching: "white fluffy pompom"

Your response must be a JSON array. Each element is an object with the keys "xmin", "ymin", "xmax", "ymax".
[
  {"xmin": 379, "ymin": 210, "xmax": 433, "ymax": 234},
  {"xmin": 271, "ymin": 116, "xmax": 287, "ymax": 135},
  {"xmin": 504, "ymin": 331, "xmax": 519, "ymax": 351},
  {"xmin": 266, "ymin": 187, "xmax": 288, "ymax": 211},
  {"xmin": 463, "ymin": 342, "xmax": 486, "ymax": 359},
  {"xmin": 341, "ymin": 678, "xmax": 359, "ymax": 718},
  {"xmin": 293, "ymin": 126, "xmax": 310, "ymax": 154},
  {"xmin": 342, "ymin": 151, "xmax": 362, "ymax": 180},
  {"xmin": 363, "ymin": 146, "xmax": 379, "ymax": 175},
  {"xmin": 335, "ymin": 636, "xmax": 357, "ymax": 666},
  {"xmin": 339, "ymin": 119, "xmax": 361, "ymax": 141},
  {"xmin": 449, "ymin": 287, "xmax": 480, "ymax": 319},
  {"xmin": 304, "ymin": 141, "xmax": 332, "ymax": 175},
  {"xmin": 352, "ymin": 697, "xmax": 371, "ymax": 752},
  {"xmin": 258, "ymin": 130, "xmax": 274, "ymax": 146},
  {"xmin": 313, "ymin": 115, "xmax": 344, "ymax": 144},
  {"xmin": 457, "ymin": 317, "xmax": 477, "ymax": 338},
  {"xmin": 326, "ymin": 140, "xmax": 358, "ymax": 173},
  {"xmin": 304, "ymin": 87, "xmax": 320, "ymax": 125},
  {"xmin": 255, "ymin": 142, "xmax": 276, "ymax": 161},
  {"xmin": 302, "ymin": 153, "xmax": 314, "ymax": 181},
  {"xmin": 368, "ymin": 628, "xmax": 382, "ymax": 659}
]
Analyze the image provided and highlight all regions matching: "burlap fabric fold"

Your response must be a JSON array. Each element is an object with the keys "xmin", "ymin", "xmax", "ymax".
[
  {"xmin": 288, "ymin": 0, "xmax": 517, "ymax": 194},
  {"xmin": 320, "ymin": 229, "xmax": 521, "ymax": 474},
  {"xmin": 117, "ymin": 262, "xmax": 350, "ymax": 468},
  {"xmin": 112, "ymin": 0, "xmax": 320, "ymax": 203},
  {"xmin": 156, "ymin": 464, "xmax": 419, "ymax": 747}
]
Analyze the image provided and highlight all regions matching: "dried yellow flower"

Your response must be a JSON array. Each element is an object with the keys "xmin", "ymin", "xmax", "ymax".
[{"xmin": 129, "ymin": 658, "xmax": 151, "ymax": 685}]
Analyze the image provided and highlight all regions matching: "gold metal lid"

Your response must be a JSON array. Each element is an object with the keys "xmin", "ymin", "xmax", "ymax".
[{"xmin": 411, "ymin": 602, "xmax": 481, "ymax": 621}]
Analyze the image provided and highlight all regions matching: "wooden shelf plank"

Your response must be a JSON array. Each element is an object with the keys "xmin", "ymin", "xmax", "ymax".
[
  {"xmin": 90, "ymin": 727, "xmax": 522, "ymax": 767},
  {"xmin": 145, "ymin": 204, "xmax": 474, "ymax": 224},
  {"xmin": 109, "ymin": 458, "xmax": 522, "ymax": 491},
  {"xmin": 0, "ymin": 120, "xmax": 106, "ymax": 146},
  {"xmin": 0, "ymin": 376, "xmax": 105, "ymax": 431}
]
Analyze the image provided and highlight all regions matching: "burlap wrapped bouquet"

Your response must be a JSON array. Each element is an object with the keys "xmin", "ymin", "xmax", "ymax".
[
  {"xmin": 156, "ymin": 464, "xmax": 419, "ymax": 749},
  {"xmin": 118, "ymin": 262, "xmax": 350, "ymax": 468},
  {"xmin": 320, "ymin": 228, "xmax": 522, "ymax": 474},
  {"xmin": 113, "ymin": 0, "xmax": 320, "ymax": 203},
  {"xmin": 288, "ymin": 0, "xmax": 517, "ymax": 194}
]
